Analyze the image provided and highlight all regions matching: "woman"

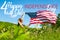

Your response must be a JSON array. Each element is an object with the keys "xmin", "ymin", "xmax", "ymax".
[{"xmin": 18, "ymin": 18, "xmax": 24, "ymax": 28}]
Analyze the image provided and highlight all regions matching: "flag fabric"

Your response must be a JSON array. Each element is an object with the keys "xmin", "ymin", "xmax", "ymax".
[
  {"xmin": 26, "ymin": 12, "xmax": 44, "ymax": 24},
  {"xmin": 30, "ymin": 18, "xmax": 44, "ymax": 24},
  {"xmin": 26, "ymin": 10, "xmax": 57, "ymax": 24},
  {"xmin": 25, "ymin": 12, "xmax": 37, "ymax": 18},
  {"xmin": 37, "ymin": 10, "xmax": 57, "ymax": 24}
]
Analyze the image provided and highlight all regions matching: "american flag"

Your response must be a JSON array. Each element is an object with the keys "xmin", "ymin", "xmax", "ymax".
[{"xmin": 26, "ymin": 10, "xmax": 57, "ymax": 24}]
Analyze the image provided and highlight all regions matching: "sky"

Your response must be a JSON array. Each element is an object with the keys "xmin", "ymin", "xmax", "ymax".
[{"xmin": 0, "ymin": 0, "xmax": 60, "ymax": 27}]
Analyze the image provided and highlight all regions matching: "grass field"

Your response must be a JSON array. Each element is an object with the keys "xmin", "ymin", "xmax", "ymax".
[{"xmin": 0, "ymin": 21, "xmax": 60, "ymax": 40}]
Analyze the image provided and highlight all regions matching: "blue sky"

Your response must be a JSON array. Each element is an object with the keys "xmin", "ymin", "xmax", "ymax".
[{"xmin": 0, "ymin": 0, "xmax": 60, "ymax": 26}]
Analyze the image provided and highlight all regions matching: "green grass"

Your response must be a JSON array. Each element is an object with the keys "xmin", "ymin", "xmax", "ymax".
[{"xmin": 0, "ymin": 21, "xmax": 60, "ymax": 40}]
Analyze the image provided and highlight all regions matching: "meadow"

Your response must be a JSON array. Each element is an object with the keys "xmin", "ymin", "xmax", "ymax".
[{"xmin": 0, "ymin": 21, "xmax": 60, "ymax": 40}]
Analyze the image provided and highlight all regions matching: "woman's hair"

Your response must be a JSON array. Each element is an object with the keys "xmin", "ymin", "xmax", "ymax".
[{"xmin": 18, "ymin": 18, "xmax": 23, "ymax": 23}]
